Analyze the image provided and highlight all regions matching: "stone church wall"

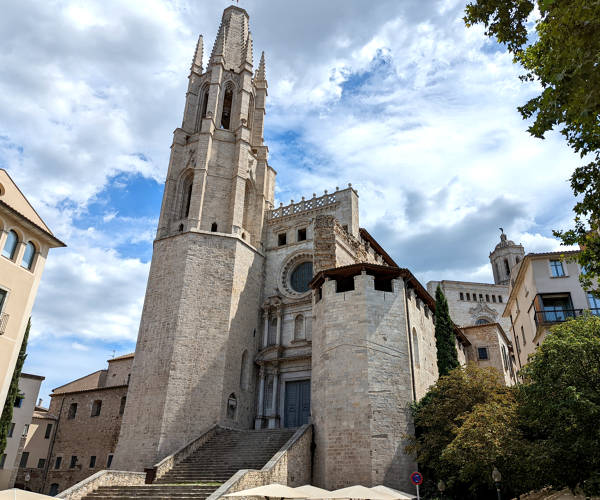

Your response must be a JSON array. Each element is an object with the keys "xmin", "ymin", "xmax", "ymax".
[
  {"xmin": 312, "ymin": 273, "xmax": 416, "ymax": 492},
  {"xmin": 113, "ymin": 232, "xmax": 263, "ymax": 472}
]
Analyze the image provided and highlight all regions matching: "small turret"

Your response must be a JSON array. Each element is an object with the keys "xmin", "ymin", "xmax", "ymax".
[
  {"xmin": 255, "ymin": 51, "xmax": 267, "ymax": 82},
  {"xmin": 489, "ymin": 229, "xmax": 525, "ymax": 285}
]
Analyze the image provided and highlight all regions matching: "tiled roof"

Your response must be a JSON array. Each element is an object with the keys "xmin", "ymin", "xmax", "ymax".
[{"xmin": 108, "ymin": 353, "xmax": 135, "ymax": 362}]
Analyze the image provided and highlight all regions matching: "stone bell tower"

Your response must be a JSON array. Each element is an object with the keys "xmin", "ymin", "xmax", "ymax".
[
  {"xmin": 113, "ymin": 6, "xmax": 275, "ymax": 472},
  {"xmin": 489, "ymin": 229, "xmax": 525, "ymax": 285}
]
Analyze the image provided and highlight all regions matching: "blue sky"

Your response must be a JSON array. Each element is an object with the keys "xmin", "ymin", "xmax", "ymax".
[{"xmin": 0, "ymin": 0, "xmax": 581, "ymax": 403}]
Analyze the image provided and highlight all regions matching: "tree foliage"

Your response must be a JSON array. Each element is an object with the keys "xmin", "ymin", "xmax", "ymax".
[
  {"xmin": 434, "ymin": 286, "xmax": 459, "ymax": 377},
  {"xmin": 518, "ymin": 314, "xmax": 600, "ymax": 494},
  {"xmin": 0, "ymin": 318, "xmax": 30, "ymax": 455},
  {"xmin": 407, "ymin": 315, "xmax": 600, "ymax": 498},
  {"xmin": 464, "ymin": 0, "xmax": 600, "ymax": 290}
]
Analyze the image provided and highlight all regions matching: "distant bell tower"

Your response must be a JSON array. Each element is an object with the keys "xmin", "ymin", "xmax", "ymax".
[
  {"xmin": 489, "ymin": 229, "xmax": 525, "ymax": 285},
  {"xmin": 113, "ymin": 6, "xmax": 275, "ymax": 472}
]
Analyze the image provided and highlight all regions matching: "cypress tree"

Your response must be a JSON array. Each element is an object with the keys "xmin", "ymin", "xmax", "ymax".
[
  {"xmin": 434, "ymin": 286, "xmax": 459, "ymax": 377},
  {"xmin": 0, "ymin": 318, "xmax": 30, "ymax": 455}
]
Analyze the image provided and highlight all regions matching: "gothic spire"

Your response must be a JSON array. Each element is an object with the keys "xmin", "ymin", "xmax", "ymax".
[
  {"xmin": 209, "ymin": 6, "xmax": 250, "ymax": 71},
  {"xmin": 191, "ymin": 34, "xmax": 203, "ymax": 74},
  {"xmin": 255, "ymin": 51, "xmax": 266, "ymax": 82}
]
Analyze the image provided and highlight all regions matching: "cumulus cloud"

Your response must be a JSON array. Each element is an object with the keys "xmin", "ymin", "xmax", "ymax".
[{"xmin": 0, "ymin": 0, "xmax": 581, "ymax": 391}]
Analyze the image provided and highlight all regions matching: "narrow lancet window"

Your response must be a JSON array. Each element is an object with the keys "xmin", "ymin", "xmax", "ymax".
[{"xmin": 221, "ymin": 85, "xmax": 233, "ymax": 129}]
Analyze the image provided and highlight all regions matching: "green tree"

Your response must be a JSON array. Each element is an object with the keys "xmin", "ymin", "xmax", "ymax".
[
  {"xmin": 434, "ymin": 286, "xmax": 459, "ymax": 376},
  {"xmin": 464, "ymin": 0, "xmax": 600, "ymax": 289},
  {"xmin": 518, "ymin": 314, "xmax": 600, "ymax": 495},
  {"xmin": 407, "ymin": 365, "xmax": 529, "ymax": 499},
  {"xmin": 0, "ymin": 319, "xmax": 30, "ymax": 455}
]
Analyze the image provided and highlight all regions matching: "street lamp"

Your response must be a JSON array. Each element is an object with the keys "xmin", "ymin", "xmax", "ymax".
[
  {"xmin": 437, "ymin": 479, "xmax": 446, "ymax": 500},
  {"xmin": 492, "ymin": 467, "xmax": 502, "ymax": 500}
]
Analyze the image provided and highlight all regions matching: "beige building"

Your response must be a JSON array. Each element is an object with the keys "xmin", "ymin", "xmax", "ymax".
[
  {"xmin": 0, "ymin": 170, "xmax": 65, "ymax": 410},
  {"xmin": 0, "ymin": 373, "xmax": 44, "ymax": 490},
  {"xmin": 14, "ymin": 406, "xmax": 57, "ymax": 492},
  {"xmin": 503, "ymin": 251, "xmax": 598, "ymax": 369}
]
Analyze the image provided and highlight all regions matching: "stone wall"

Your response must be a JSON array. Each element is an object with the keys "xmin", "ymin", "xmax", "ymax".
[
  {"xmin": 208, "ymin": 424, "xmax": 312, "ymax": 500},
  {"xmin": 113, "ymin": 232, "xmax": 263, "ymax": 472},
  {"xmin": 45, "ymin": 385, "xmax": 128, "ymax": 495},
  {"xmin": 56, "ymin": 470, "xmax": 145, "ymax": 500},
  {"xmin": 312, "ymin": 273, "xmax": 417, "ymax": 492}
]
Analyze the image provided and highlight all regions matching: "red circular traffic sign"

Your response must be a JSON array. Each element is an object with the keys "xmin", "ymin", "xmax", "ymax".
[{"xmin": 411, "ymin": 472, "xmax": 423, "ymax": 486}]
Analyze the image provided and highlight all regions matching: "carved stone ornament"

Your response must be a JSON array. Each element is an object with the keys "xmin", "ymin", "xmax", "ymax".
[{"xmin": 469, "ymin": 302, "xmax": 499, "ymax": 322}]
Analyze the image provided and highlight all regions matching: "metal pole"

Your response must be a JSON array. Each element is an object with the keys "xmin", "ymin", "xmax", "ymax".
[
  {"xmin": 416, "ymin": 484, "xmax": 420, "ymax": 500},
  {"xmin": 495, "ymin": 482, "xmax": 502, "ymax": 500}
]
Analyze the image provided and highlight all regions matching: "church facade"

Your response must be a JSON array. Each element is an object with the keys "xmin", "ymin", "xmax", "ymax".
[{"xmin": 113, "ymin": 6, "xmax": 440, "ymax": 491}]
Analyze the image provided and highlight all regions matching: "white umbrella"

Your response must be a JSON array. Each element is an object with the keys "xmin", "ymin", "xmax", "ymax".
[
  {"xmin": 225, "ymin": 484, "xmax": 308, "ymax": 498},
  {"xmin": 371, "ymin": 486, "xmax": 415, "ymax": 500},
  {"xmin": 0, "ymin": 490, "xmax": 55, "ymax": 499},
  {"xmin": 294, "ymin": 485, "xmax": 331, "ymax": 498},
  {"xmin": 305, "ymin": 485, "xmax": 395, "ymax": 500}
]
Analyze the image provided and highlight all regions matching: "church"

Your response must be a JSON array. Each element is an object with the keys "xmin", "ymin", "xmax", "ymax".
[{"xmin": 110, "ymin": 6, "xmax": 468, "ymax": 491}]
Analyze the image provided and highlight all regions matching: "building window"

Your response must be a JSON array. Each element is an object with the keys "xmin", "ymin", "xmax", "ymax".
[
  {"xmin": 291, "ymin": 262, "xmax": 313, "ymax": 293},
  {"xmin": 466, "ymin": 293, "xmax": 470, "ymax": 301},
  {"xmin": 472, "ymin": 292, "xmax": 477, "ymax": 301},
  {"xmin": 587, "ymin": 292, "xmax": 600, "ymax": 315},
  {"xmin": 477, "ymin": 347, "xmax": 489, "ymax": 360},
  {"xmin": 550, "ymin": 259, "xmax": 565, "ymax": 277},
  {"xmin": 7, "ymin": 423, "xmax": 14, "ymax": 438},
  {"xmin": 2, "ymin": 230, "xmax": 18, "ymax": 260},
  {"xmin": 502, "ymin": 345, "xmax": 509, "ymax": 370},
  {"xmin": 20, "ymin": 452, "xmax": 29, "ymax": 468},
  {"xmin": 22, "ymin": 423, "xmax": 29, "ymax": 436},
  {"xmin": 412, "ymin": 328, "xmax": 420, "ymax": 367},
  {"xmin": 498, "ymin": 295, "xmax": 503, "ymax": 303},
  {"xmin": 21, "ymin": 242, "xmax": 36, "ymax": 270},
  {"xmin": 211, "ymin": 222, "xmax": 218, "ymax": 232},
  {"xmin": 0, "ymin": 288, "xmax": 6, "ymax": 313},
  {"xmin": 89, "ymin": 456, "xmax": 96, "ymax": 468},
  {"xmin": 485, "ymin": 294, "xmax": 490, "ymax": 302},
  {"xmin": 49, "ymin": 484, "xmax": 59, "ymax": 496},
  {"xmin": 119, "ymin": 396, "xmax": 127, "ymax": 416},
  {"xmin": 181, "ymin": 176, "xmax": 193, "ymax": 219},
  {"xmin": 127, "ymin": 373, "xmax": 131, "ymax": 385},
  {"xmin": 459, "ymin": 292, "xmax": 464, "ymax": 300},
  {"xmin": 515, "ymin": 335, "xmax": 521, "ymax": 353},
  {"xmin": 278, "ymin": 233, "xmax": 287, "ymax": 246},
  {"xmin": 221, "ymin": 84, "xmax": 233, "ymax": 129},
  {"xmin": 106, "ymin": 455, "xmax": 113, "ymax": 468},
  {"xmin": 54, "ymin": 457, "xmax": 62, "ymax": 469},
  {"xmin": 91, "ymin": 400, "xmax": 102, "ymax": 417},
  {"xmin": 67, "ymin": 403, "xmax": 77, "ymax": 419},
  {"xmin": 504, "ymin": 259, "xmax": 510, "ymax": 275},
  {"xmin": 0, "ymin": 454, "xmax": 5, "ymax": 469},
  {"xmin": 297, "ymin": 228, "xmax": 307, "ymax": 241},
  {"xmin": 14, "ymin": 396, "xmax": 23, "ymax": 407},
  {"xmin": 479, "ymin": 294, "xmax": 483, "ymax": 301},
  {"xmin": 44, "ymin": 423, "xmax": 53, "ymax": 439},
  {"xmin": 492, "ymin": 295, "xmax": 496, "ymax": 303},
  {"xmin": 239, "ymin": 351, "xmax": 249, "ymax": 391},
  {"xmin": 38, "ymin": 458, "xmax": 46, "ymax": 469},
  {"xmin": 69, "ymin": 456, "xmax": 78, "ymax": 468},
  {"xmin": 294, "ymin": 314, "xmax": 305, "ymax": 341},
  {"xmin": 475, "ymin": 318, "xmax": 490, "ymax": 325},
  {"xmin": 521, "ymin": 325, "xmax": 526, "ymax": 345}
]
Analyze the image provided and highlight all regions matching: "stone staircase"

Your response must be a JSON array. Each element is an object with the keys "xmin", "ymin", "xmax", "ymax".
[{"xmin": 81, "ymin": 428, "xmax": 296, "ymax": 500}]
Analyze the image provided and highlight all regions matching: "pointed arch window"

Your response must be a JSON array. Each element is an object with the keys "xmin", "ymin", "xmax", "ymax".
[
  {"xmin": 247, "ymin": 95, "xmax": 254, "ymax": 132},
  {"xmin": 2, "ymin": 230, "xmax": 18, "ymax": 260},
  {"xmin": 180, "ymin": 174, "xmax": 193, "ymax": 219},
  {"xmin": 504, "ymin": 258, "xmax": 510, "ymax": 275},
  {"xmin": 221, "ymin": 83, "xmax": 234, "ymax": 130},
  {"xmin": 197, "ymin": 88, "xmax": 209, "ymax": 131}
]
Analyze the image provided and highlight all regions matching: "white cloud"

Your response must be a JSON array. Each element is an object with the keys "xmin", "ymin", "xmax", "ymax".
[{"xmin": 5, "ymin": 0, "xmax": 581, "ymax": 390}]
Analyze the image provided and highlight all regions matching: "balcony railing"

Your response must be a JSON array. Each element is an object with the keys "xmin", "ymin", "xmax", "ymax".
[
  {"xmin": 534, "ymin": 308, "xmax": 600, "ymax": 326},
  {"xmin": 0, "ymin": 312, "xmax": 8, "ymax": 335}
]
